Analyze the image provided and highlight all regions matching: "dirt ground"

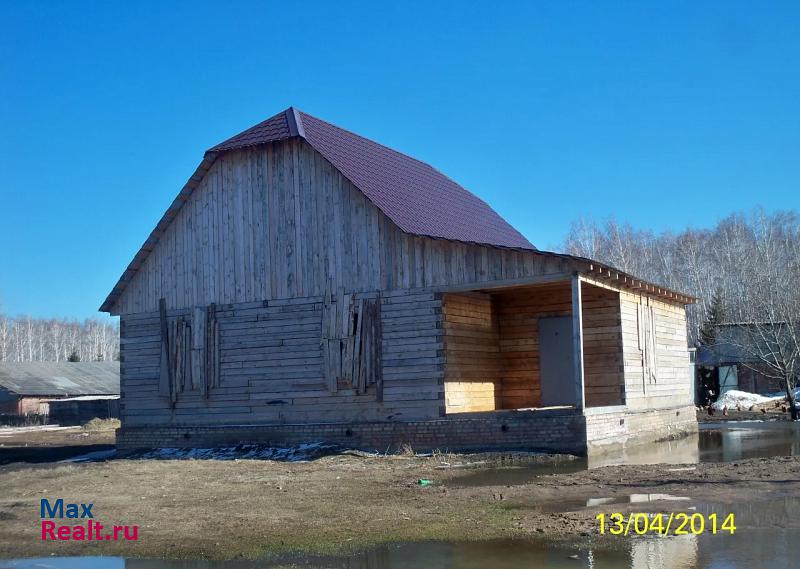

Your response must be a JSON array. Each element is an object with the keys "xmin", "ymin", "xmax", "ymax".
[
  {"xmin": 0, "ymin": 422, "xmax": 117, "ymax": 464},
  {"xmin": 0, "ymin": 450, "xmax": 798, "ymax": 560},
  {"xmin": 0, "ymin": 421, "xmax": 118, "ymax": 447},
  {"xmin": 695, "ymin": 395, "xmax": 796, "ymax": 422},
  {"xmin": 696, "ymin": 407, "xmax": 792, "ymax": 422}
]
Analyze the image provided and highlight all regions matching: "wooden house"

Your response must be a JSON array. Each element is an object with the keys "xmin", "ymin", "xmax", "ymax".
[{"xmin": 102, "ymin": 108, "xmax": 697, "ymax": 453}]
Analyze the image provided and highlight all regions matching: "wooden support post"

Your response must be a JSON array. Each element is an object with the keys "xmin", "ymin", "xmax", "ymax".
[
  {"xmin": 374, "ymin": 296, "xmax": 383, "ymax": 403},
  {"xmin": 158, "ymin": 298, "xmax": 172, "ymax": 402},
  {"xmin": 571, "ymin": 274, "xmax": 586, "ymax": 410}
]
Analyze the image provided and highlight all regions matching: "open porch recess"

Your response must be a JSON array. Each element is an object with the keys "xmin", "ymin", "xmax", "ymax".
[{"xmin": 442, "ymin": 276, "xmax": 626, "ymax": 414}]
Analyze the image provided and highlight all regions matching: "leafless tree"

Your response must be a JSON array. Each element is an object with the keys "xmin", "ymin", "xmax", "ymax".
[
  {"xmin": 562, "ymin": 207, "xmax": 800, "ymax": 416},
  {"xmin": 0, "ymin": 314, "xmax": 119, "ymax": 363}
]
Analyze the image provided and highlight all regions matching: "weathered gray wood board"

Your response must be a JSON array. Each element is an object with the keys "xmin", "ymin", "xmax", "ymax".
[
  {"xmin": 111, "ymin": 140, "xmax": 571, "ymax": 316},
  {"xmin": 112, "ymin": 135, "xmax": 690, "ymax": 432},
  {"xmin": 120, "ymin": 290, "xmax": 442, "ymax": 427}
]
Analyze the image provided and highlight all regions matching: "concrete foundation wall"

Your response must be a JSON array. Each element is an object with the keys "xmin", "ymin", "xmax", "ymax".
[{"xmin": 117, "ymin": 408, "xmax": 586, "ymax": 454}]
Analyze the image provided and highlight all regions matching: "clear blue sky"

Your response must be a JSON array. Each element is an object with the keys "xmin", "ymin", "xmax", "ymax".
[{"xmin": 1, "ymin": 1, "xmax": 798, "ymax": 319}]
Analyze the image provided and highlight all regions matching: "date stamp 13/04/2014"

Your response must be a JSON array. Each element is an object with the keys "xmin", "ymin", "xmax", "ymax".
[{"xmin": 596, "ymin": 512, "xmax": 736, "ymax": 536}]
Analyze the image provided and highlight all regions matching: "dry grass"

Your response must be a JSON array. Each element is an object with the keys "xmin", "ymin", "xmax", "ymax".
[
  {"xmin": 82, "ymin": 418, "xmax": 121, "ymax": 432},
  {"xmin": 1, "ymin": 452, "xmax": 797, "ymax": 560},
  {"xmin": 397, "ymin": 443, "xmax": 415, "ymax": 456}
]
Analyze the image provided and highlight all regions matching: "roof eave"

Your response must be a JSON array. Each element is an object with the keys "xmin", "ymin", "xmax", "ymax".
[{"xmin": 99, "ymin": 150, "xmax": 220, "ymax": 313}]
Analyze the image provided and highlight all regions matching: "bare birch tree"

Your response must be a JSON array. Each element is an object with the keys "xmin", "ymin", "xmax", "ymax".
[
  {"xmin": 562, "ymin": 208, "xmax": 799, "ymax": 344},
  {"xmin": 563, "ymin": 207, "xmax": 800, "ymax": 417},
  {"xmin": 0, "ymin": 315, "xmax": 119, "ymax": 363}
]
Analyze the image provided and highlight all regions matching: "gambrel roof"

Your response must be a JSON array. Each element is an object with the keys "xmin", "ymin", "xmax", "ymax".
[
  {"xmin": 100, "ymin": 108, "xmax": 696, "ymax": 312},
  {"xmin": 211, "ymin": 108, "xmax": 534, "ymax": 249},
  {"xmin": 100, "ymin": 107, "xmax": 534, "ymax": 312}
]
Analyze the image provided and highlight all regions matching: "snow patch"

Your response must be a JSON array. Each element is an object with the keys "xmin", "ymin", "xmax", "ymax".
[
  {"xmin": 130, "ymin": 442, "xmax": 341, "ymax": 462},
  {"xmin": 711, "ymin": 390, "xmax": 782, "ymax": 411},
  {"xmin": 0, "ymin": 425, "xmax": 77, "ymax": 436},
  {"xmin": 60, "ymin": 449, "xmax": 118, "ymax": 463}
]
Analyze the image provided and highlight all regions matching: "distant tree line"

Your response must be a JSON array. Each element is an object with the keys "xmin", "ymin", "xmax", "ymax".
[
  {"xmin": 561, "ymin": 208, "xmax": 800, "ymax": 344},
  {"xmin": 562, "ymin": 208, "xmax": 800, "ymax": 414},
  {"xmin": 0, "ymin": 314, "xmax": 119, "ymax": 363}
]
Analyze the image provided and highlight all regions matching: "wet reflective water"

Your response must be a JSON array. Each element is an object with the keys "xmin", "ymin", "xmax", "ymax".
[
  {"xmin": 697, "ymin": 421, "xmax": 800, "ymax": 462},
  {"xmin": 3, "ymin": 522, "xmax": 800, "ymax": 569},
  {"xmin": 2, "ymin": 499, "xmax": 798, "ymax": 569},
  {"xmin": 2, "ymin": 424, "xmax": 799, "ymax": 569},
  {"xmin": 453, "ymin": 421, "xmax": 800, "ymax": 487},
  {"xmin": 529, "ymin": 493, "xmax": 691, "ymax": 513}
]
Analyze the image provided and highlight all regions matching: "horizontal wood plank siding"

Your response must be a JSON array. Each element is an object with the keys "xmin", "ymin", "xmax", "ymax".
[
  {"xmin": 119, "ymin": 292, "xmax": 443, "ymax": 427},
  {"xmin": 111, "ymin": 135, "xmax": 691, "ymax": 435},
  {"xmin": 442, "ymin": 293, "xmax": 499, "ymax": 413},
  {"xmin": 581, "ymin": 282, "xmax": 625, "ymax": 407},
  {"xmin": 618, "ymin": 289, "xmax": 692, "ymax": 410},
  {"xmin": 494, "ymin": 284, "xmax": 572, "ymax": 409},
  {"xmin": 443, "ymin": 281, "xmax": 632, "ymax": 411}
]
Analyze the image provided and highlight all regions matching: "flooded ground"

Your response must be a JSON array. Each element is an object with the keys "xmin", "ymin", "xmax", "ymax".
[
  {"xmin": 1, "ymin": 422, "xmax": 798, "ymax": 567},
  {"xmin": 697, "ymin": 421, "xmax": 800, "ymax": 461},
  {"xmin": 3, "ymin": 472, "xmax": 799, "ymax": 569},
  {"xmin": 3, "ymin": 516, "xmax": 799, "ymax": 569},
  {"xmin": 453, "ymin": 421, "xmax": 800, "ymax": 487}
]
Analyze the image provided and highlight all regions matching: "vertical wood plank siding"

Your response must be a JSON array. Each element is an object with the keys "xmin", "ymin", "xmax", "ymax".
[
  {"xmin": 113, "ymin": 137, "xmax": 690, "ymax": 431},
  {"xmin": 113, "ymin": 140, "xmax": 572, "ymax": 316}
]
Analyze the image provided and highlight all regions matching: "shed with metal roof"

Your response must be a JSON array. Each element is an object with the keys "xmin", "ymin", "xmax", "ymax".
[{"xmin": 0, "ymin": 362, "xmax": 119, "ymax": 422}]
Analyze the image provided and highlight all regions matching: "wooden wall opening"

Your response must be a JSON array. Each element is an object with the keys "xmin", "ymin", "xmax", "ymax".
[
  {"xmin": 494, "ymin": 282, "xmax": 585, "ymax": 409},
  {"xmin": 443, "ymin": 284, "xmax": 572, "ymax": 413},
  {"xmin": 443, "ymin": 281, "xmax": 625, "ymax": 414}
]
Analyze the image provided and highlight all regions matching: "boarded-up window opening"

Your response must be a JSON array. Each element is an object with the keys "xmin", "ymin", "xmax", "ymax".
[
  {"xmin": 637, "ymin": 303, "xmax": 657, "ymax": 389},
  {"xmin": 321, "ymin": 292, "xmax": 381, "ymax": 396},
  {"xmin": 158, "ymin": 299, "xmax": 220, "ymax": 406}
]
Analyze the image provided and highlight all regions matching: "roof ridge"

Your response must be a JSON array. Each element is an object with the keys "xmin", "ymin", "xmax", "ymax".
[
  {"xmin": 285, "ymin": 107, "xmax": 306, "ymax": 138},
  {"xmin": 100, "ymin": 107, "xmax": 540, "ymax": 313},
  {"xmin": 298, "ymin": 109, "xmax": 438, "ymax": 173}
]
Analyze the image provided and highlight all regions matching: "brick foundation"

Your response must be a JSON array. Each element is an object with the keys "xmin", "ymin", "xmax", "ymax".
[
  {"xmin": 584, "ymin": 404, "xmax": 698, "ymax": 449},
  {"xmin": 117, "ymin": 408, "xmax": 586, "ymax": 454},
  {"xmin": 118, "ymin": 406, "xmax": 698, "ymax": 455}
]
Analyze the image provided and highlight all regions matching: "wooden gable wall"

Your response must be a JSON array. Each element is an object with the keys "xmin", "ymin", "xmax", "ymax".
[{"xmin": 111, "ymin": 139, "xmax": 576, "ymax": 315}]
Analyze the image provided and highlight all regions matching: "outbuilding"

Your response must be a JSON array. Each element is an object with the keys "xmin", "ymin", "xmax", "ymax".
[
  {"xmin": 102, "ymin": 108, "xmax": 696, "ymax": 454},
  {"xmin": 0, "ymin": 362, "xmax": 120, "ymax": 425}
]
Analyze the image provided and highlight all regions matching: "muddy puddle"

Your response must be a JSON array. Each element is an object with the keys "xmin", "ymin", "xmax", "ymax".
[
  {"xmin": 451, "ymin": 421, "xmax": 800, "ymax": 487},
  {"xmin": 528, "ymin": 493, "xmax": 691, "ymax": 513},
  {"xmin": 3, "ymin": 519, "xmax": 799, "ymax": 568},
  {"xmin": 2, "ymin": 498, "xmax": 798, "ymax": 568},
  {"xmin": 2, "ymin": 423, "xmax": 798, "ymax": 568}
]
